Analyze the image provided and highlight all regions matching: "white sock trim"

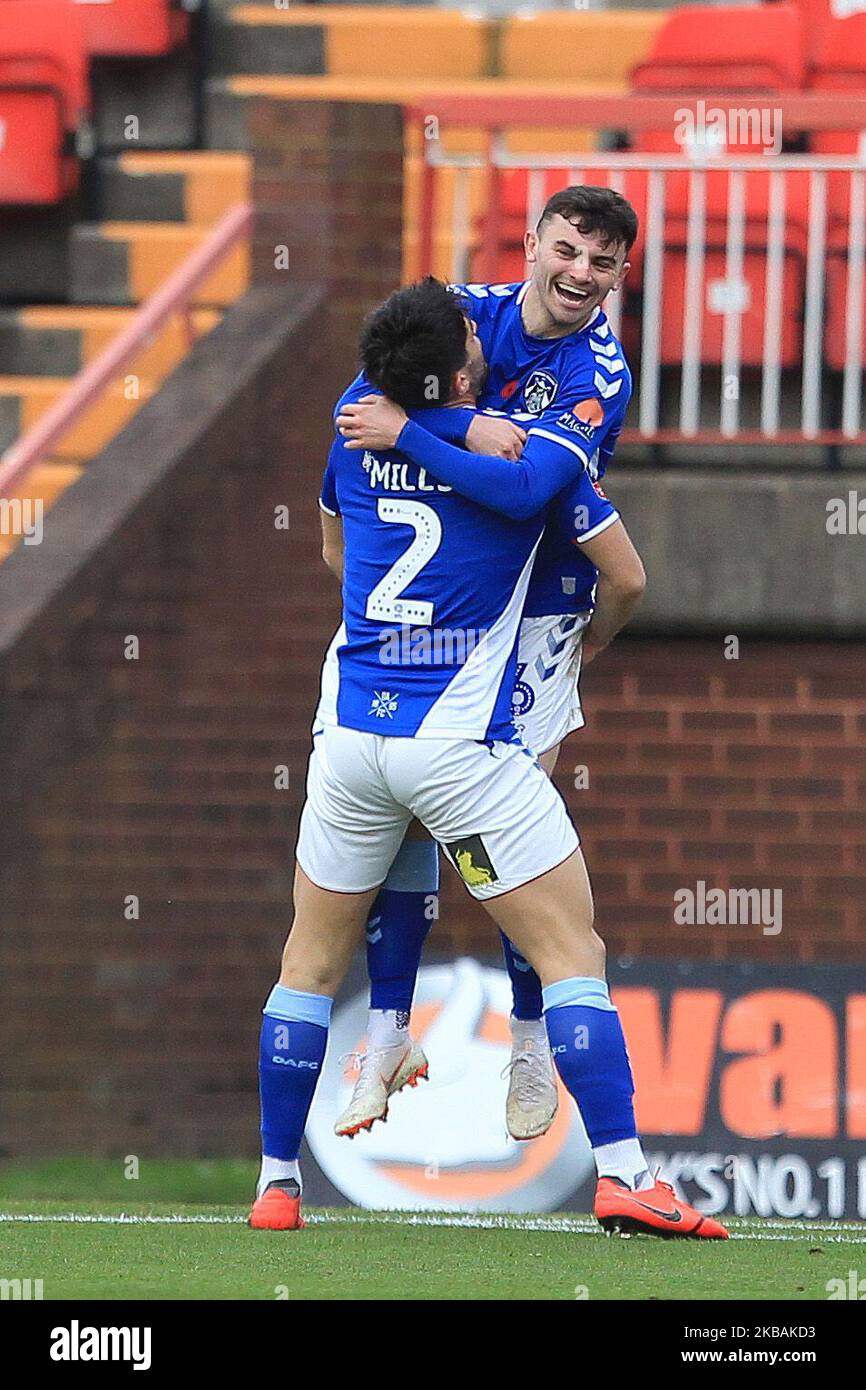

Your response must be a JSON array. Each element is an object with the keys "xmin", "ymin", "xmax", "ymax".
[
  {"xmin": 257, "ymin": 1156, "xmax": 301, "ymax": 1199},
  {"xmin": 592, "ymin": 1138, "xmax": 651, "ymax": 1190},
  {"xmin": 367, "ymin": 1008, "xmax": 411, "ymax": 1050}
]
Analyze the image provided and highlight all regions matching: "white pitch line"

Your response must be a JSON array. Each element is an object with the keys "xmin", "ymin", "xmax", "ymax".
[
  {"xmin": 1, "ymin": 1210, "xmax": 865, "ymax": 1243},
  {"xmin": 0, "ymin": 1213, "xmax": 244, "ymax": 1225}
]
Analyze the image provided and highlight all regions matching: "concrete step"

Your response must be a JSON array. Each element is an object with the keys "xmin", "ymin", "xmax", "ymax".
[
  {"xmin": 0, "ymin": 202, "xmax": 81, "ymax": 303},
  {"xmin": 97, "ymin": 151, "xmax": 251, "ymax": 225},
  {"xmin": 208, "ymin": 4, "xmax": 489, "ymax": 80},
  {"xmin": 209, "ymin": 2, "xmax": 325, "ymax": 77},
  {"xmin": 0, "ymin": 375, "xmax": 156, "ymax": 457},
  {"xmin": 90, "ymin": 48, "xmax": 198, "ymax": 153},
  {"xmin": 203, "ymin": 71, "xmax": 623, "ymax": 149},
  {"xmin": 0, "ymin": 306, "xmax": 222, "ymax": 379},
  {"xmin": 69, "ymin": 222, "xmax": 249, "ymax": 306}
]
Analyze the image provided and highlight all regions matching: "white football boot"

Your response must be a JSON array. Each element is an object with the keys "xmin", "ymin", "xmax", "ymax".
[
  {"xmin": 335, "ymin": 1040, "xmax": 429, "ymax": 1138},
  {"xmin": 504, "ymin": 1019, "xmax": 559, "ymax": 1141}
]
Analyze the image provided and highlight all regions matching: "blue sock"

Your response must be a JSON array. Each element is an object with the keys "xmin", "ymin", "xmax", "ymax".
[
  {"xmin": 499, "ymin": 931, "xmax": 543, "ymax": 1021},
  {"xmin": 543, "ymin": 977, "xmax": 638, "ymax": 1147},
  {"xmin": 367, "ymin": 839, "xmax": 439, "ymax": 1013},
  {"xmin": 259, "ymin": 985, "xmax": 331, "ymax": 1161}
]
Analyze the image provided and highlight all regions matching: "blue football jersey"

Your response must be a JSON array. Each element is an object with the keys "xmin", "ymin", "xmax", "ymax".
[
  {"xmin": 455, "ymin": 282, "xmax": 632, "ymax": 617},
  {"xmin": 316, "ymin": 432, "xmax": 548, "ymax": 741},
  {"xmin": 336, "ymin": 284, "xmax": 632, "ymax": 617}
]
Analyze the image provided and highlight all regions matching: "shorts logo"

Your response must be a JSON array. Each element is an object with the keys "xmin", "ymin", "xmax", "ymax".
[
  {"xmin": 445, "ymin": 835, "xmax": 499, "ymax": 888},
  {"xmin": 523, "ymin": 371, "xmax": 558, "ymax": 414}
]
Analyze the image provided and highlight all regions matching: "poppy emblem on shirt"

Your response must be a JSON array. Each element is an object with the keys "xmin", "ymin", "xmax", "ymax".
[{"xmin": 572, "ymin": 398, "xmax": 605, "ymax": 430}]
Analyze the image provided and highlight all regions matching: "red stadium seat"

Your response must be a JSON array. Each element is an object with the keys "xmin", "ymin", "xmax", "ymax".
[
  {"xmin": 72, "ymin": 0, "xmax": 191, "ymax": 58},
  {"xmin": 631, "ymin": 4, "xmax": 805, "ymax": 92},
  {"xmin": 625, "ymin": 6, "xmax": 809, "ymax": 368},
  {"xmin": 0, "ymin": 0, "xmax": 89, "ymax": 204},
  {"xmin": 0, "ymin": 0, "xmax": 191, "ymax": 56},
  {"xmin": 816, "ymin": 15, "xmax": 866, "ymax": 380},
  {"xmin": 823, "ymin": 248, "xmax": 865, "ymax": 372},
  {"xmin": 0, "ymin": 89, "xmax": 68, "ymax": 201},
  {"xmin": 807, "ymin": 13, "xmax": 866, "ymax": 201},
  {"xmin": 783, "ymin": 0, "xmax": 838, "ymax": 68},
  {"xmin": 653, "ymin": 234, "xmax": 806, "ymax": 368},
  {"xmin": 619, "ymin": 153, "xmax": 809, "ymax": 367},
  {"xmin": 805, "ymin": 11, "xmax": 866, "ymax": 367},
  {"xmin": 472, "ymin": 164, "xmax": 810, "ymax": 368},
  {"xmin": 808, "ymin": 12, "xmax": 866, "ymax": 96},
  {"xmin": 608, "ymin": 161, "xmax": 808, "ymax": 367}
]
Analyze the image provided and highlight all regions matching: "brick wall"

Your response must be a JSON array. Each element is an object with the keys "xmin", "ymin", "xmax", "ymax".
[
  {"xmin": 0, "ymin": 98, "xmax": 409, "ymax": 1157},
  {"xmin": 0, "ymin": 286, "xmax": 348, "ymax": 1157},
  {"xmin": 0, "ymin": 96, "xmax": 863, "ymax": 1158},
  {"xmin": 436, "ymin": 639, "xmax": 866, "ymax": 969}
]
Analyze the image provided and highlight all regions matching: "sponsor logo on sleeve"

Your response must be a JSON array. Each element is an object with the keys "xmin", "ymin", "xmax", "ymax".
[{"xmin": 556, "ymin": 397, "xmax": 606, "ymax": 441}]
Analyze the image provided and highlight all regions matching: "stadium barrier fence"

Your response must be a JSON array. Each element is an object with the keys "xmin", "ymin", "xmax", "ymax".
[{"xmin": 409, "ymin": 94, "xmax": 866, "ymax": 451}]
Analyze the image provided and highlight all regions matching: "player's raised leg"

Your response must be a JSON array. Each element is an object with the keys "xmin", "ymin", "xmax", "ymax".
[
  {"xmin": 335, "ymin": 823, "xmax": 436, "ymax": 1138},
  {"xmin": 498, "ymin": 742, "xmax": 560, "ymax": 1141}
]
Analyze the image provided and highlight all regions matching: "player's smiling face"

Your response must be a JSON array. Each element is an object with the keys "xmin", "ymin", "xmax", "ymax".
[{"xmin": 523, "ymin": 214, "xmax": 630, "ymax": 337}]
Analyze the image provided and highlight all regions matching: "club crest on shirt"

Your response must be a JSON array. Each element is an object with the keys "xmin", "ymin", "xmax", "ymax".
[
  {"xmin": 369, "ymin": 690, "xmax": 399, "ymax": 718},
  {"xmin": 522, "ymin": 370, "xmax": 559, "ymax": 414}
]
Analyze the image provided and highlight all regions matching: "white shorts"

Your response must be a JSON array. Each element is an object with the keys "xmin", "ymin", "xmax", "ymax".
[
  {"xmin": 512, "ymin": 613, "xmax": 591, "ymax": 756},
  {"xmin": 296, "ymin": 725, "xmax": 579, "ymax": 900}
]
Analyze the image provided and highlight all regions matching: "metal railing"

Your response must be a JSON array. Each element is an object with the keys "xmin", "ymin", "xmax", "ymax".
[
  {"xmin": 408, "ymin": 95, "xmax": 866, "ymax": 450},
  {"xmin": 0, "ymin": 201, "xmax": 253, "ymax": 500}
]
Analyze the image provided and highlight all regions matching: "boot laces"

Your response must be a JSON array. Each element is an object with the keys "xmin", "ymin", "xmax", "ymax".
[{"xmin": 501, "ymin": 1040, "xmax": 553, "ymax": 1106}]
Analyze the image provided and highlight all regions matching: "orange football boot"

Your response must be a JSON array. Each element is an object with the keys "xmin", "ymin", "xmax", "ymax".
[
  {"xmin": 248, "ymin": 1179, "xmax": 305, "ymax": 1231},
  {"xmin": 594, "ymin": 1176, "xmax": 729, "ymax": 1239}
]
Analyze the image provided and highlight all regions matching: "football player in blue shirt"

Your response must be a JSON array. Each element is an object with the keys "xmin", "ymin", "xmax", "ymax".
[
  {"xmin": 249, "ymin": 272, "xmax": 728, "ymax": 1240},
  {"xmin": 332, "ymin": 187, "xmax": 643, "ymax": 1141}
]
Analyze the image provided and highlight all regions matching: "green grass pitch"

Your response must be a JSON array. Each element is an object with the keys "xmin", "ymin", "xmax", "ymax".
[{"xmin": 0, "ymin": 1161, "xmax": 862, "ymax": 1301}]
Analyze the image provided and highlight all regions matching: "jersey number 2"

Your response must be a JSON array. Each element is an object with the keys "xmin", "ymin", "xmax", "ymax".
[{"xmin": 365, "ymin": 498, "xmax": 442, "ymax": 625}]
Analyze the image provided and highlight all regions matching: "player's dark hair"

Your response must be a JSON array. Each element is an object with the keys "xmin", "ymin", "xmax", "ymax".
[
  {"xmin": 538, "ymin": 185, "xmax": 638, "ymax": 254},
  {"xmin": 360, "ymin": 277, "xmax": 470, "ymax": 411}
]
